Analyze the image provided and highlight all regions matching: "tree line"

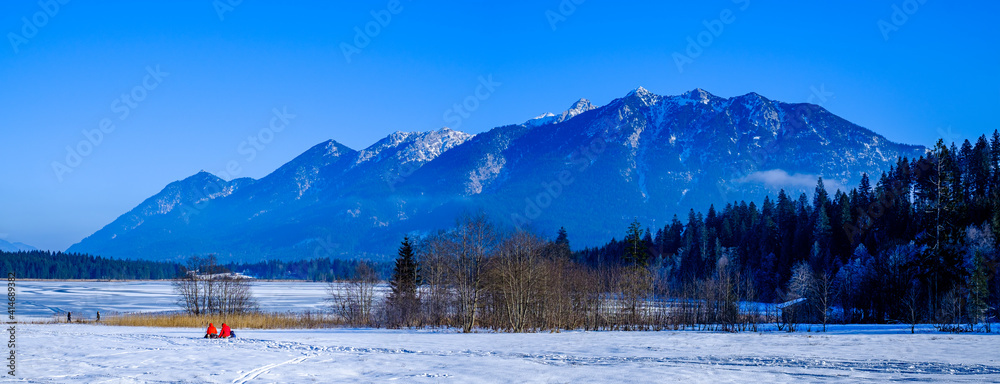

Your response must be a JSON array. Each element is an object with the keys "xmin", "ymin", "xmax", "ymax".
[
  {"xmin": 333, "ymin": 213, "xmax": 769, "ymax": 332},
  {"xmin": 0, "ymin": 250, "xmax": 387, "ymax": 281},
  {"xmin": 0, "ymin": 250, "xmax": 181, "ymax": 279}
]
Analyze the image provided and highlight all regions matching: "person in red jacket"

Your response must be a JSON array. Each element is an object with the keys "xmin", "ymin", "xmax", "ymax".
[
  {"xmin": 205, "ymin": 323, "xmax": 218, "ymax": 339},
  {"xmin": 219, "ymin": 323, "xmax": 232, "ymax": 338}
]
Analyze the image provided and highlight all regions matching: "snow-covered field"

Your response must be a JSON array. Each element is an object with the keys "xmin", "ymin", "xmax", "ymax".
[
  {"xmin": 10, "ymin": 281, "xmax": 1000, "ymax": 382},
  {"xmin": 13, "ymin": 324, "xmax": 1000, "ymax": 383}
]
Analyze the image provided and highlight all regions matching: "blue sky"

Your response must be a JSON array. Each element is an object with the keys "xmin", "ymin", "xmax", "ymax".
[{"xmin": 1, "ymin": 0, "xmax": 998, "ymax": 251}]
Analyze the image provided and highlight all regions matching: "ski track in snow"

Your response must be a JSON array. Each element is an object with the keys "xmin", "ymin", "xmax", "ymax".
[{"xmin": 232, "ymin": 356, "xmax": 310, "ymax": 384}]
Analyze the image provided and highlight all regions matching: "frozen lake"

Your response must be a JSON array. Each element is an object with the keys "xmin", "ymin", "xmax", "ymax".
[{"xmin": 16, "ymin": 280, "xmax": 340, "ymax": 320}]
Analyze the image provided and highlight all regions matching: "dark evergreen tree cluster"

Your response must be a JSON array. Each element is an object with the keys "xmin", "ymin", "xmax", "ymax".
[
  {"xmin": 0, "ymin": 251, "xmax": 181, "ymax": 279},
  {"xmin": 222, "ymin": 258, "xmax": 390, "ymax": 281},
  {"xmin": 0, "ymin": 250, "xmax": 387, "ymax": 281},
  {"xmin": 576, "ymin": 133, "xmax": 1000, "ymax": 326}
]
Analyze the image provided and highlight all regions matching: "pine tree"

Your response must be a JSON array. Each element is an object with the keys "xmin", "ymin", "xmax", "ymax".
[
  {"xmin": 813, "ymin": 177, "xmax": 830, "ymax": 213},
  {"xmin": 792, "ymin": 193, "xmax": 813, "ymax": 269},
  {"xmin": 776, "ymin": 189, "xmax": 797, "ymax": 272},
  {"xmin": 858, "ymin": 173, "xmax": 872, "ymax": 211},
  {"xmin": 680, "ymin": 209, "xmax": 703, "ymax": 281},
  {"xmin": 555, "ymin": 227, "xmax": 569, "ymax": 248},
  {"xmin": 388, "ymin": 236, "xmax": 420, "ymax": 326},
  {"xmin": 831, "ymin": 191, "xmax": 853, "ymax": 264},
  {"xmin": 990, "ymin": 130, "xmax": 1000, "ymax": 240},
  {"xmin": 812, "ymin": 207, "xmax": 832, "ymax": 270},
  {"xmin": 757, "ymin": 196, "xmax": 779, "ymax": 266},
  {"xmin": 665, "ymin": 215, "xmax": 684, "ymax": 256},
  {"xmin": 554, "ymin": 226, "xmax": 572, "ymax": 259},
  {"xmin": 624, "ymin": 219, "xmax": 647, "ymax": 267},
  {"xmin": 916, "ymin": 140, "xmax": 965, "ymax": 313},
  {"xmin": 970, "ymin": 136, "xmax": 991, "ymax": 224},
  {"xmin": 967, "ymin": 250, "xmax": 990, "ymax": 331}
]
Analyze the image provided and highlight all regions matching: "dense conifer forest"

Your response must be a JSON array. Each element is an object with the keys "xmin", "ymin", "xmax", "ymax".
[{"xmin": 575, "ymin": 134, "xmax": 1000, "ymax": 326}]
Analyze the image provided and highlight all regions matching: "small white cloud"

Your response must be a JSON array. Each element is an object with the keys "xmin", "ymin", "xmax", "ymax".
[{"xmin": 735, "ymin": 169, "xmax": 846, "ymax": 194}]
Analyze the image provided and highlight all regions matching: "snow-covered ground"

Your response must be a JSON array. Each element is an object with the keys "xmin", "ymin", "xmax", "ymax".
[
  {"xmin": 11, "ymin": 281, "xmax": 1000, "ymax": 382},
  {"xmin": 12, "ymin": 324, "xmax": 1000, "ymax": 383}
]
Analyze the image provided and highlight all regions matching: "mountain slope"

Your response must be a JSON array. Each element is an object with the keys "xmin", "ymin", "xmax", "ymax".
[
  {"xmin": 68, "ymin": 88, "xmax": 925, "ymax": 262},
  {"xmin": 0, "ymin": 239, "xmax": 38, "ymax": 252}
]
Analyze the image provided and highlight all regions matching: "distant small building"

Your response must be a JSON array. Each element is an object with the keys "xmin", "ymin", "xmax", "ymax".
[
  {"xmin": 778, "ymin": 297, "xmax": 820, "ymax": 323},
  {"xmin": 184, "ymin": 270, "xmax": 253, "ymax": 280}
]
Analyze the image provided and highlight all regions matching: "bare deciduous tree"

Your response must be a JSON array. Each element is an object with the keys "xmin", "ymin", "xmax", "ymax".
[
  {"xmin": 329, "ymin": 262, "xmax": 379, "ymax": 326},
  {"xmin": 813, "ymin": 271, "xmax": 832, "ymax": 332},
  {"xmin": 446, "ymin": 213, "xmax": 499, "ymax": 333},
  {"xmin": 419, "ymin": 232, "xmax": 455, "ymax": 327},
  {"xmin": 173, "ymin": 255, "xmax": 258, "ymax": 315},
  {"xmin": 489, "ymin": 231, "xmax": 546, "ymax": 332},
  {"xmin": 904, "ymin": 279, "xmax": 922, "ymax": 334}
]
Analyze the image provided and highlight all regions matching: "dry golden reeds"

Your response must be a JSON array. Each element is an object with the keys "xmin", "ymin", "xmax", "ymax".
[{"xmin": 100, "ymin": 311, "xmax": 339, "ymax": 329}]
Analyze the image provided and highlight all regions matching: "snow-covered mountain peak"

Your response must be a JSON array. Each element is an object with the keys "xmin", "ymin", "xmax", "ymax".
[
  {"xmin": 525, "ymin": 98, "xmax": 597, "ymax": 127},
  {"xmin": 187, "ymin": 170, "xmax": 223, "ymax": 182},
  {"xmin": 319, "ymin": 140, "xmax": 350, "ymax": 157},
  {"xmin": 737, "ymin": 91, "xmax": 766, "ymax": 100},
  {"xmin": 567, "ymin": 98, "xmax": 595, "ymax": 115},
  {"xmin": 405, "ymin": 127, "xmax": 473, "ymax": 163},
  {"xmin": 676, "ymin": 88, "xmax": 715, "ymax": 104},
  {"xmin": 625, "ymin": 86, "xmax": 659, "ymax": 106},
  {"xmin": 357, "ymin": 127, "xmax": 473, "ymax": 165},
  {"xmin": 628, "ymin": 86, "xmax": 652, "ymax": 97},
  {"xmin": 280, "ymin": 140, "xmax": 354, "ymax": 170}
]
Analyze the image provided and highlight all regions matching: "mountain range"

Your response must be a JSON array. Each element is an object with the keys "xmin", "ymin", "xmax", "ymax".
[
  {"xmin": 68, "ymin": 87, "xmax": 926, "ymax": 262},
  {"xmin": 0, "ymin": 239, "xmax": 38, "ymax": 252}
]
